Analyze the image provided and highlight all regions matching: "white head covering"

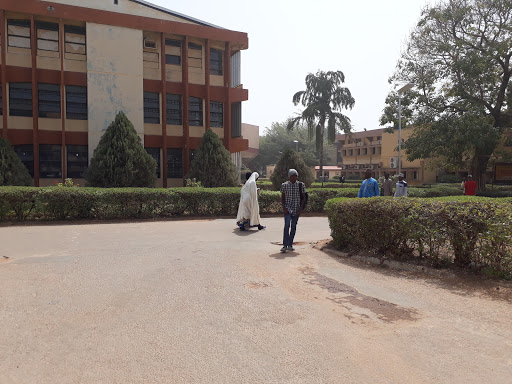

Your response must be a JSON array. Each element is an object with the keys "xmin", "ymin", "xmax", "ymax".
[
  {"xmin": 288, "ymin": 169, "xmax": 298, "ymax": 177},
  {"xmin": 236, "ymin": 172, "xmax": 261, "ymax": 226}
]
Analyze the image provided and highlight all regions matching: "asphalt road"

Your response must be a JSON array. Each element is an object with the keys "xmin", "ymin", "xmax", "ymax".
[{"xmin": 1, "ymin": 217, "xmax": 511, "ymax": 383}]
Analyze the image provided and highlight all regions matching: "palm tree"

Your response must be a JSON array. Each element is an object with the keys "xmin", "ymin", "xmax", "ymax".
[{"xmin": 287, "ymin": 70, "xmax": 355, "ymax": 184}]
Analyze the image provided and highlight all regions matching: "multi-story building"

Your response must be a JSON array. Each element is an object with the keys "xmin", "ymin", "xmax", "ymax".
[
  {"xmin": 0, "ymin": 0, "xmax": 249, "ymax": 187},
  {"xmin": 336, "ymin": 127, "xmax": 437, "ymax": 185}
]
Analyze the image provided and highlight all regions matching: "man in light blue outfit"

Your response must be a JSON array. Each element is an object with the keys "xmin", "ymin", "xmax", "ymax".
[{"xmin": 357, "ymin": 168, "xmax": 380, "ymax": 198}]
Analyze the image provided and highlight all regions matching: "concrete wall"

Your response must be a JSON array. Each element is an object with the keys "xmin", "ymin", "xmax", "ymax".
[
  {"xmin": 42, "ymin": 0, "xmax": 199, "ymax": 25},
  {"xmin": 86, "ymin": 23, "xmax": 144, "ymax": 162}
]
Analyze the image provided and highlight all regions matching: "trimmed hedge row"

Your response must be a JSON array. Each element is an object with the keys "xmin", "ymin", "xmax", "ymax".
[
  {"xmin": 325, "ymin": 196, "xmax": 512, "ymax": 276},
  {"xmin": 0, "ymin": 186, "xmax": 357, "ymax": 222}
]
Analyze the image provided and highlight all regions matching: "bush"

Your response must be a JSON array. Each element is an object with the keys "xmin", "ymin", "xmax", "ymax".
[
  {"xmin": 0, "ymin": 137, "xmax": 32, "ymax": 186},
  {"xmin": 326, "ymin": 197, "xmax": 512, "ymax": 275},
  {"xmin": 187, "ymin": 129, "xmax": 238, "ymax": 187},
  {"xmin": 438, "ymin": 174, "xmax": 463, "ymax": 183},
  {"xmin": 86, "ymin": 112, "xmax": 157, "ymax": 187},
  {"xmin": 270, "ymin": 147, "xmax": 314, "ymax": 190},
  {"xmin": 477, "ymin": 190, "xmax": 512, "ymax": 198}
]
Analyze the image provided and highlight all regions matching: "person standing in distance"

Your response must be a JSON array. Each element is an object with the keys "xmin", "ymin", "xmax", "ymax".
[
  {"xmin": 464, "ymin": 174, "xmax": 477, "ymax": 196},
  {"xmin": 358, "ymin": 168, "xmax": 380, "ymax": 198},
  {"xmin": 280, "ymin": 169, "xmax": 306, "ymax": 253},
  {"xmin": 382, "ymin": 172, "xmax": 394, "ymax": 196},
  {"xmin": 394, "ymin": 173, "xmax": 408, "ymax": 197}
]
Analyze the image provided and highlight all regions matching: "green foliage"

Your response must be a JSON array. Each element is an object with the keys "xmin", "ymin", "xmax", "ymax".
[
  {"xmin": 0, "ymin": 137, "xmax": 32, "ymax": 186},
  {"xmin": 187, "ymin": 129, "xmax": 238, "ymax": 187},
  {"xmin": 252, "ymin": 121, "xmax": 336, "ymax": 173},
  {"xmin": 270, "ymin": 147, "xmax": 314, "ymax": 190},
  {"xmin": 85, "ymin": 112, "xmax": 157, "ymax": 187},
  {"xmin": 383, "ymin": 0, "xmax": 512, "ymax": 189},
  {"xmin": 185, "ymin": 178, "xmax": 202, "ymax": 187},
  {"xmin": 437, "ymin": 174, "xmax": 463, "ymax": 183},
  {"xmin": 288, "ymin": 70, "xmax": 355, "ymax": 182},
  {"xmin": 326, "ymin": 197, "xmax": 512, "ymax": 275}
]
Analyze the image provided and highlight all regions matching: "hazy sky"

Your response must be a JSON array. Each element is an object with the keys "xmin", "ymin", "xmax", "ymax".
[{"xmin": 150, "ymin": 0, "xmax": 433, "ymax": 134}]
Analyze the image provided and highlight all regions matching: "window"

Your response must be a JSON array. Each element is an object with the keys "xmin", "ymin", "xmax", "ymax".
[
  {"xmin": 231, "ymin": 102, "xmax": 242, "ymax": 138},
  {"xmin": 8, "ymin": 19, "xmax": 31, "ymax": 49},
  {"xmin": 188, "ymin": 42, "xmax": 202, "ymax": 70},
  {"xmin": 167, "ymin": 148, "xmax": 182, "ymax": 178},
  {"xmin": 144, "ymin": 92, "xmax": 160, "ymax": 124},
  {"xmin": 67, "ymin": 145, "xmax": 88, "ymax": 178},
  {"xmin": 372, "ymin": 147, "xmax": 376, "ymax": 155},
  {"xmin": 349, "ymin": 149, "xmax": 353, "ymax": 156},
  {"xmin": 66, "ymin": 86, "xmax": 87, "ymax": 120},
  {"xmin": 189, "ymin": 150, "xmax": 195, "ymax": 164},
  {"xmin": 210, "ymin": 48, "xmax": 223, "ymax": 75},
  {"xmin": 39, "ymin": 144, "xmax": 61, "ymax": 178},
  {"xmin": 14, "ymin": 145, "xmax": 34, "ymax": 177},
  {"xmin": 165, "ymin": 38, "xmax": 181, "ymax": 65},
  {"xmin": 362, "ymin": 148, "xmax": 367, "ymax": 155},
  {"xmin": 210, "ymin": 101, "xmax": 223, "ymax": 127},
  {"xmin": 413, "ymin": 171, "xmax": 418, "ymax": 180},
  {"xmin": 36, "ymin": 21, "xmax": 59, "ymax": 52},
  {"xmin": 343, "ymin": 150, "xmax": 346, "ymax": 156},
  {"xmin": 9, "ymin": 83, "xmax": 32, "ymax": 117},
  {"xmin": 357, "ymin": 149, "xmax": 361, "ymax": 155},
  {"xmin": 166, "ymin": 94, "xmax": 182, "ymax": 125},
  {"xmin": 189, "ymin": 97, "xmax": 203, "ymax": 126},
  {"xmin": 64, "ymin": 25, "xmax": 86, "ymax": 57},
  {"xmin": 38, "ymin": 83, "xmax": 61, "ymax": 118},
  {"xmin": 145, "ymin": 147, "xmax": 160, "ymax": 178}
]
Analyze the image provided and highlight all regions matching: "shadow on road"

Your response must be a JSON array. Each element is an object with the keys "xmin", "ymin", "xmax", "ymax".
[{"xmin": 269, "ymin": 251, "xmax": 298, "ymax": 260}]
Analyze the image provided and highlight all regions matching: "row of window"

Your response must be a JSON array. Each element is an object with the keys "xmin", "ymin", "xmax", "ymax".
[
  {"xmin": 143, "ymin": 92, "xmax": 223, "ymax": 127},
  {"xmin": 7, "ymin": 19, "xmax": 86, "ymax": 56},
  {"xmin": 342, "ymin": 147, "xmax": 381, "ymax": 156},
  {"xmin": 14, "ymin": 144, "xmax": 88, "ymax": 179},
  {"xmin": 0, "ymin": 83, "xmax": 87, "ymax": 119},
  {"xmin": 13, "ymin": 145, "xmax": 188, "ymax": 179},
  {"xmin": 145, "ymin": 38, "xmax": 223, "ymax": 75}
]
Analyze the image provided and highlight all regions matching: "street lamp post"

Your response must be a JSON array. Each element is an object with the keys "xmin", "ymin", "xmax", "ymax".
[
  {"xmin": 293, "ymin": 140, "xmax": 299, "ymax": 151},
  {"xmin": 397, "ymin": 83, "xmax": 414, "ymax": 176}
]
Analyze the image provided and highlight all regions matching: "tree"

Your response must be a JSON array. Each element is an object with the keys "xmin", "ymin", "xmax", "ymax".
[
  {"xmin": 85, "ymin": 111, "xmax": 157, "ymax": 187},
  {"xmin": 270, "ymin": 147, "xmax": 314, "ymax": 190},
  {"xmin": 0, "ymin": 137, "xmax": 32, "ymax": 186},
  {"xmin": 383, "ymin": 0, "xmax": 512, "ymax": 190},
  {"xmin": 252, "ymin": 120, "xmax": 336, "ymax": 174},
  {"xmin": 287, "ymin": 70, "xmax": 355, "ymax": 184},
  {"xmin": 187, "ymin": 129, "xmax": 238, "ymax": 187}
]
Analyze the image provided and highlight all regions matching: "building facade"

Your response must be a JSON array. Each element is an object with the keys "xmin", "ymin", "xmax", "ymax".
[
  {"xmin": 336, "ymin": 128, "xmax": 437, "ymax": 185},
  {"xmin": 0, "ymin": 0, "xmax": 249, "ymax": 187}
]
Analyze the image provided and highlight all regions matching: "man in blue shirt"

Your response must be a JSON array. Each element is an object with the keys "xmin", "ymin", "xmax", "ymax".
[{"xmin": 358, "ymin": 168, "xmax": 380, "ymax": 198}]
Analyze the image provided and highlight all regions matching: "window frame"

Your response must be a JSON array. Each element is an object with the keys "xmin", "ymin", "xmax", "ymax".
[
  {"xmin": 9, "ymin": 83, "xmax": 33, "ymax": 117},
  {"xmin": 189, "ymin": 96, "xmax": 203, "ymax": 126},
  {"xmin": 66, "ymin": 85, "xmax": 87, "ymax": 120},
  {"xmin": 210, "ymin": 48, "xmax": 223, "ymax": 75},
  {"xmin": 39, "ymin": 144, "xmax": 62, "ymax": 179},
  {"xmin": 38, "ymin": 83, "xmax": 61, "ymax": 118},
  {"xmin": 167, "ymin": 148, "xmax": 183, "ymax": 178},
  {"xmin": 66, "ymin": 145, "xmax": 88, "ymax": 179},
  {"xmin": 7, "ymin": 19, "xmax": 31, "ymax": 49},
  {"xmin": 145, "ymin": 147, "xmax": 161, "ymax": 178},
  {"xmin": 210, "ymin": 101, "xmax": 223, "ymax": 127},
  {"xmin": 13, "ymin": 145, "xmax": 34, "ymax": 177},
  {"xmin": 166, "ymin": 94, "xmax": 182, "ymax": 125},
  {"xmin": 36, "ymin": 21, "xmax": 59, "ymax": 53},
  {"xmin": 143, "ymin": 91, "xmax": 160, "ymax": 124}
]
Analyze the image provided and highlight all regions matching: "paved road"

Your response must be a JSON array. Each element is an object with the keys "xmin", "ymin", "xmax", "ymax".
[{"xmin": 1, "ymin": 217, "xmax": 511, "ymax": 383}]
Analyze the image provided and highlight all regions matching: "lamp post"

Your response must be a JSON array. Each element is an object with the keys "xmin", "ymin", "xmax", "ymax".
[
  {"xmin": 293, "ymin": 140, "xmax": 299, "ymax": 151},
  {"xmin": 397, "ymin": 83, "xmax": 414, "ymax": 175}
]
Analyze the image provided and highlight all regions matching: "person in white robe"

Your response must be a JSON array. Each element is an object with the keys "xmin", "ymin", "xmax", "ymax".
[{"xmin": 236, "ymin": 172, "xmax": 265, "ymax": 230}]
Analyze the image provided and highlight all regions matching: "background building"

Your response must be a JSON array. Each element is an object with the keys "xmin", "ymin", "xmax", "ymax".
[
  {"xmin": 1, "ymin": 0, "xmax": 249, "ymax": 186},
  {"xmin": 336, "ymin": 128, "xmax": 437, "ymax": 185}
]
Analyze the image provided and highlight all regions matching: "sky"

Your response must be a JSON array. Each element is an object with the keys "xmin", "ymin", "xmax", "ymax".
[{"xmin": 150, "ymin": 0, "xmax": 433, "ymax": 135}]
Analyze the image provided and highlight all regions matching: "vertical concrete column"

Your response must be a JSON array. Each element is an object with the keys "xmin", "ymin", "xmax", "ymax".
[
  {"xmin": 182, "ymin": 36, "xmax": 190, "ymax": 176},
  {"xmin": 224, "ymin": 42, "xmax": 231, "ymax": 151},
  {"xmin": 31, "ymin": 16, "xmax": 40, "ymax": 186},
  {"xmin": 160, "ymin": 32, "xmax": 167, "ymax": 187},
  {"xmin": 59, "ymin": 19, "xmax": 66, "ymax": 181},
  {"xmin": 0, "ymin": 10, "xmax": 7, "ymax": 138},
  {"xmin": 204, "ymin": 39, "xmax": 210, "ymax": 130}
]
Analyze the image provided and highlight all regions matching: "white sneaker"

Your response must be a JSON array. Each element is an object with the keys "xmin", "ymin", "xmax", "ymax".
[
  {"xmin": 288, "ymin": 246, "xmax": 295, "ymax": 251},
  {"xmin": 280, "ymin": 246, "xmax": 287, "ymax": 253}
]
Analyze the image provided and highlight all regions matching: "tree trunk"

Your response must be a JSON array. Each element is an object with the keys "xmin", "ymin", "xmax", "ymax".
[
  {"xmin": 471, "ymin": 153, "xmax": 491, "ymax": 192},
  {"xmin": 320, "ymin": 124, "xmax": 324, "ymax": 187}
]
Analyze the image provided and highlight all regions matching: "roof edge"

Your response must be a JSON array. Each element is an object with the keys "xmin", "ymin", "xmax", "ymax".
[{"xmin": 129, "ymin": 0, "xmax": 224, "ymax": 29}]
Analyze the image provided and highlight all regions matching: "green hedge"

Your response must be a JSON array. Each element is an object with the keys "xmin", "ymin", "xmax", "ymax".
[{"xmin": 325, "ymin": 196, "xmax": 512, "ymax": 277}]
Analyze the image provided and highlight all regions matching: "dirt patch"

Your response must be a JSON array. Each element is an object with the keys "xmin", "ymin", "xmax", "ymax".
[
  {"xmin": 0, "ymin": 256, "xmax": 10, "ymax": 263},
  {"xmin": 300, "ymin": 266, "xmax": 419, "ymax": 323},
  {"xmin": 247, "ymin": 281, "xmax": 272, "ymax": 289}
]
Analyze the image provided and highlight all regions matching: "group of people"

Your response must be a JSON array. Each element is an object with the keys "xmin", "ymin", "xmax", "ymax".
[
  {"xmin": 357, "ymin": 169, "xmax": 408, "ymax": 198},
  {"xmin": 236, "ymin": 169, "xmax": 306, "ymax": 253}
]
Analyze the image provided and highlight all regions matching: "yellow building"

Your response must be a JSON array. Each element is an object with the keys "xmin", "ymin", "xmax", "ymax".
[
  {"xmin": 1, "ymin": 0, "xmax": 249, "ymax": 187},
  {"xmin": 336, "ymin": 128, "xmax": 437, "ymax": 185}
]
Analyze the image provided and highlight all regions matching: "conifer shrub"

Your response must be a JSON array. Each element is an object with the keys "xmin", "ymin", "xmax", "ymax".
[
  {"xmin": 85, "ymin": 112, "xmax": 157, "ymax": 187},
  {"xmin": 0, "ymin": 137, "xmax": 32, "ymax": 186},
  {"xmin": 270, "ymin": 147, "xmax": 314, "ymax": 190},
  {"xmin": 187, "ymin": 129, "xmax": 238, "ymax": 187}
]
